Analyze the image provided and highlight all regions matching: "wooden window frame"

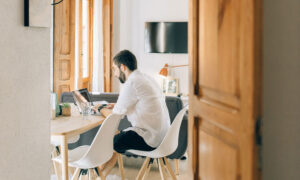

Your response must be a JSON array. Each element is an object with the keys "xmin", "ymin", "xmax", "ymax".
[
  {"xmin": 102, "ymin": 0, "xmax": 113, "ymax": 92},
  {"xmin": 53, "ymin": 0, "xmax": 76, "ymax": 101},
  {"xmin": 54, "ymin": 0, "xmax": 113, "ymax": 98}
]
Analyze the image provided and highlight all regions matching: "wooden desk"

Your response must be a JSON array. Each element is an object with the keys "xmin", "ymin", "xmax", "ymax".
[{"xmin": 51, "ymin": 114, "xmax": 105, "ymax": 180}]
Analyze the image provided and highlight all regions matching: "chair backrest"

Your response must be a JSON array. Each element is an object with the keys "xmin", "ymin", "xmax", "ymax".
[
  {"xmin": 156, "ymin": 106, "xmax": 188, "ymax": 156},
  {"xmin": 74, "ymin": 113, "xmax": 123, "ymax": 168}
]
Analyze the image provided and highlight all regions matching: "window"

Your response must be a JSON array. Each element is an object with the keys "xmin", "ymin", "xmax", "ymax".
[{"xmin": 54, "ymin": 0, "xmax": 113, "ymax": 99}]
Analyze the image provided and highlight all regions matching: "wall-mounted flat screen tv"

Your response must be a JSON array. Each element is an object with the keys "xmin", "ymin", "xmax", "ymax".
[{"xmin": 144, "ymin": 22, "xmax": 188, "ymax": 54}]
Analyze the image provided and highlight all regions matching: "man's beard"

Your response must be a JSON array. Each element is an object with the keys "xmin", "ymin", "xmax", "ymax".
[{"xmin": 119, "ymin": 70, "xmax": 126, "ymax": 83}]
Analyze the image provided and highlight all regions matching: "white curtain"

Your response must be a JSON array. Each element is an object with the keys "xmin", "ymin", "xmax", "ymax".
[
  {"xmin": 75, "ymin": 0, "xmax": 79, "ymax": 89},
  {"xmin": 92, "ymin": 0, "xmax": 104, "ymax": 93}
]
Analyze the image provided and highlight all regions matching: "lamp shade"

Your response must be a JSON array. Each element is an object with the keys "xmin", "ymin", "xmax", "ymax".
[{"xmin": 159, "ymin": 64, "xmax": 168, "ymax": 77}]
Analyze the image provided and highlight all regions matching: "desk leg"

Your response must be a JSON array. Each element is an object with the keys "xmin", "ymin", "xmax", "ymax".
[{"xmin": 61, "ymin": 136, "xmax": 69, "ymax": 180}]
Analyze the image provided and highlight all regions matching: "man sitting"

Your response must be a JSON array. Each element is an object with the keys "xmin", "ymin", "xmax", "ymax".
[{"xmin": 106, "ymin": 50, "xmax": 170, "ymax": 153}]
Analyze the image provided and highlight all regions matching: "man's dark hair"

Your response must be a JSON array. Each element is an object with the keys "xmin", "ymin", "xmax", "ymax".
[{"xmin": 113, "ymin": 50, "xmax": 137, "ymax": 71}]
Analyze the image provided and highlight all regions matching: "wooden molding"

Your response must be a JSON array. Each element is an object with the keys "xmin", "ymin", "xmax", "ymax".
[{"xmin": 103, "ymin": 0, "xmax": 113, "ymax": 92}]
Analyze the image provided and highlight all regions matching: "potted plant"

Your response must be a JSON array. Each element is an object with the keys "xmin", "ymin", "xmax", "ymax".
[{"xmin": 61, "ymin": 103, "xmax": 71, "ymax": 116}]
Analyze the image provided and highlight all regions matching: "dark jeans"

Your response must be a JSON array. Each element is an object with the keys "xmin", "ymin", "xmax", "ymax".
[{"xmin": 113, "ymin": 130, "xmax": 155, "ymax": 154}]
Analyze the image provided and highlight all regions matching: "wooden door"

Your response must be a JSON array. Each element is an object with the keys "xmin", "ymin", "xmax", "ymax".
[
  {"xmin": 53, "ymin": 0, "xmax": 75, "ymax": 101},
  {"xmin": 188, "ymin": 0, "xmax": 262, "ymax": 179},
  {"xmin": 78, "ymin": 0, "xmax": 94, "ymax": 90}
]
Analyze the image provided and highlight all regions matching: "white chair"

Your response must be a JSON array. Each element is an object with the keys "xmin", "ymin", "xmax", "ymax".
[
  {"xmin": 52, "ymin": 113, "xmax": 125, "ymax": 180},
  {"xmin": 128, "ymin": 106, "xmax": 188, "ymax": 180}
]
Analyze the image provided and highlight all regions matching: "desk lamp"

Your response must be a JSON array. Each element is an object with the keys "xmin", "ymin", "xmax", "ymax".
[{"xmin": 159, "ymin": 64, "xmax": 188, "ymax": 77}]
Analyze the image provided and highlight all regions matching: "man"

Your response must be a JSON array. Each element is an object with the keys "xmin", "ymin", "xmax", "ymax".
[{"xmin": 109, "ymin": 50, "xmax": 170, "ymax": 153}]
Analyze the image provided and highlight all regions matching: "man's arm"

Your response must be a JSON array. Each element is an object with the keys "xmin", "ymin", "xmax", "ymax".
[
  {"xmin": 113, "ymin": 82, "xmax": 138, "ymax": 115},
  {"xmin": 100, "ymin": 107, "xmax": 113, "ymax": 117}
]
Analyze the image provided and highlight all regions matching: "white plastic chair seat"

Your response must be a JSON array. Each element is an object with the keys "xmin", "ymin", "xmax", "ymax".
[
  {"xmin": 128, "ymin": 147, "xmax": 171, "ymax": 159},
  {"xmin": 128, "ymin": 106, "xmax": 188, "ymax": 158},
  {"xmin": 51, "ymin": 135, "xmax": 80, "ymax": 146},
  {"xmin": 52, "ymin": 145, "xmax": 89, "ymax": 164},
  {"xmin": 52, "ymin": 145, "xmax": 113, "ymax": 169},
  {"xmin": 68, "ymin": 153, "xmax": 113, "ymax": 169}
]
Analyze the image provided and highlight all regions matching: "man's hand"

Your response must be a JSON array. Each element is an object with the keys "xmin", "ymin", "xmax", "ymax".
[
  {"xmin": 100, "ymin": 103, "xmax": 115, "ymax": 117},
  {"xmin": 105, "ymin": 103, "xmax": 115, "ymax": 109},
  {"xmin": 91, "ymin": 104, "xmax": 102, "ymax": 113},
  {"xmin": 91, "ymin": 103, "xmax": 115, "ymax": 116}
]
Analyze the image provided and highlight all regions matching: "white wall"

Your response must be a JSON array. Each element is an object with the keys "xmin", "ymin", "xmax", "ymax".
[
  {"xmin": 263, "ymin": 0, "xmax": 300, "ymax": 179},
  {"xmin": 114, "ymin": 0, "xmax": 189, "ymax": 94},
  {"xmin": 0, "ymin": 1, "xmax": 50, "ymax": 179}
]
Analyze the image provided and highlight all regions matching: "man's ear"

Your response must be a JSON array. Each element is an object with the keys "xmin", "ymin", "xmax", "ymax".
[{"xmin": 120, "ymin": 64, "xmax": 126, "ymax": 72}]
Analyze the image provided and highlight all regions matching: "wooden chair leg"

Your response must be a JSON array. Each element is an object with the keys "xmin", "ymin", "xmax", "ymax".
[
  {"xmin": 163, "ymin": 157, "xmax": 177, "ymax": 180},
  {"xmin": 174, "ymin": 159, "xmax": 180, "ymax": 176},
  {"xmin": 71, "ymin": 168, "xmax": 81, "ymax": 180},
  {"xmin": 96, "ymin": 167, "xmax": 105, "ymax": 180},
  {"xmin": 142, "ymin": 160, "xmax": 153, "ymax": 180},
  {"xmin": 69, "ymin": 166, "xmax": 76, "ymax": 176},
  {"xmin": 52, "ymin": 149, "xmax": 62, "ymax": 180},
  {"xmin": 88, "ymin": 169, "xmax": 96, "ymax": 180},
  {"xmin": 161, "ymin": 158, "xmax": 170, "ymax": 175},
  {"xmin": 117, "ymin": 154, "xmax": 125, "ymax": 180},
  {"xmin": 102, "ymin": 152, "xmax": 118, "ymax": 177},
  {"xmin": 136, "ymin": 157, "xmax": 150, "ymax": 180},
  {"xmin": 78, "ymin": 170, "xmax": 89, "ymax": 180},
  {"xmin": 158, "ymin": 158, "xmax": 167, "ymax": 180}
]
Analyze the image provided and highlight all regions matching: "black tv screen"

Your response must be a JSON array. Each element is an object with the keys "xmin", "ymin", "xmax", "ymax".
[{"xmin": 144, "ymin": 22, "xmax": 188, "ymax": 53}]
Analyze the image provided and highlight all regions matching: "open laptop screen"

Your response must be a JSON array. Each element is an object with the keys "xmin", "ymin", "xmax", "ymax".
[
  {"xmin": 78, "ymin": 88, "xmax": 93, "ymax": 104},
  {"xmin": 72, "ymin": 88, "xmax": 93, "ymax": 106}
]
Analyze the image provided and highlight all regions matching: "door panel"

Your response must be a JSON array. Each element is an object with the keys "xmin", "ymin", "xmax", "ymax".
[
  {"xmin": 199, "ymin": 129, "xmax": 238, "ymax": 180},
  {"xmin": 60, "ymin": 1, "xmax": 71, "ymax": 55},
  {"xmin": 59, "ymin": 85, "xmax": 70, "ymax": 95},
  {"xmin": 188, "ymin": 0, "xmax": 262, "ymax": 179},
  {"xmin": 60, "ymin": 60, "xmax": 71, "ymax": 80},
  {"xmin": 199, "ymin": 0, "xmax": 240, "ymax": 109},
  {"xmin": 54, "ymin": 0, "xmax": 75, "ymax": 101}
]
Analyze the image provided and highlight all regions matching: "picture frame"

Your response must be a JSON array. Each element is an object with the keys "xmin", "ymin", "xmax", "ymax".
[
  {"xmin": 163, "ymin": 77, "xmax": 179, "ymax": 96},
  {"xmin": 24, "ymin": 0, "xmax": 51, "ymax": 27}
]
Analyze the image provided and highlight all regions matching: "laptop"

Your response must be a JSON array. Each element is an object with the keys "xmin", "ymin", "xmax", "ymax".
[
  {"xmin": 72, "ymin": 88, "xmax": 100, "ymax": 115},
  {"xmin": 73, "ymin": 88, "xmax": 93, "ymax": 104}
]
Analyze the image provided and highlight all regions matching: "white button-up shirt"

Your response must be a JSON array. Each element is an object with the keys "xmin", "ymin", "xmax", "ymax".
[{"xmin": 113, "ymin": 70, "xmax": 170, "ymax": 148}]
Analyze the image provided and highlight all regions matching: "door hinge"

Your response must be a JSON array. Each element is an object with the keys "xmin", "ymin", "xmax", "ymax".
[{"xmin": 255, "ymin": 116, "xmax": 263, "ymax": 170}]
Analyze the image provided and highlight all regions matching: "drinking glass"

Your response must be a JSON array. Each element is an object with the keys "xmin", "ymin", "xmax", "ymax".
[{"xmin": 81, "ymin": 102, "xmax": 91, "ymax": 120}]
